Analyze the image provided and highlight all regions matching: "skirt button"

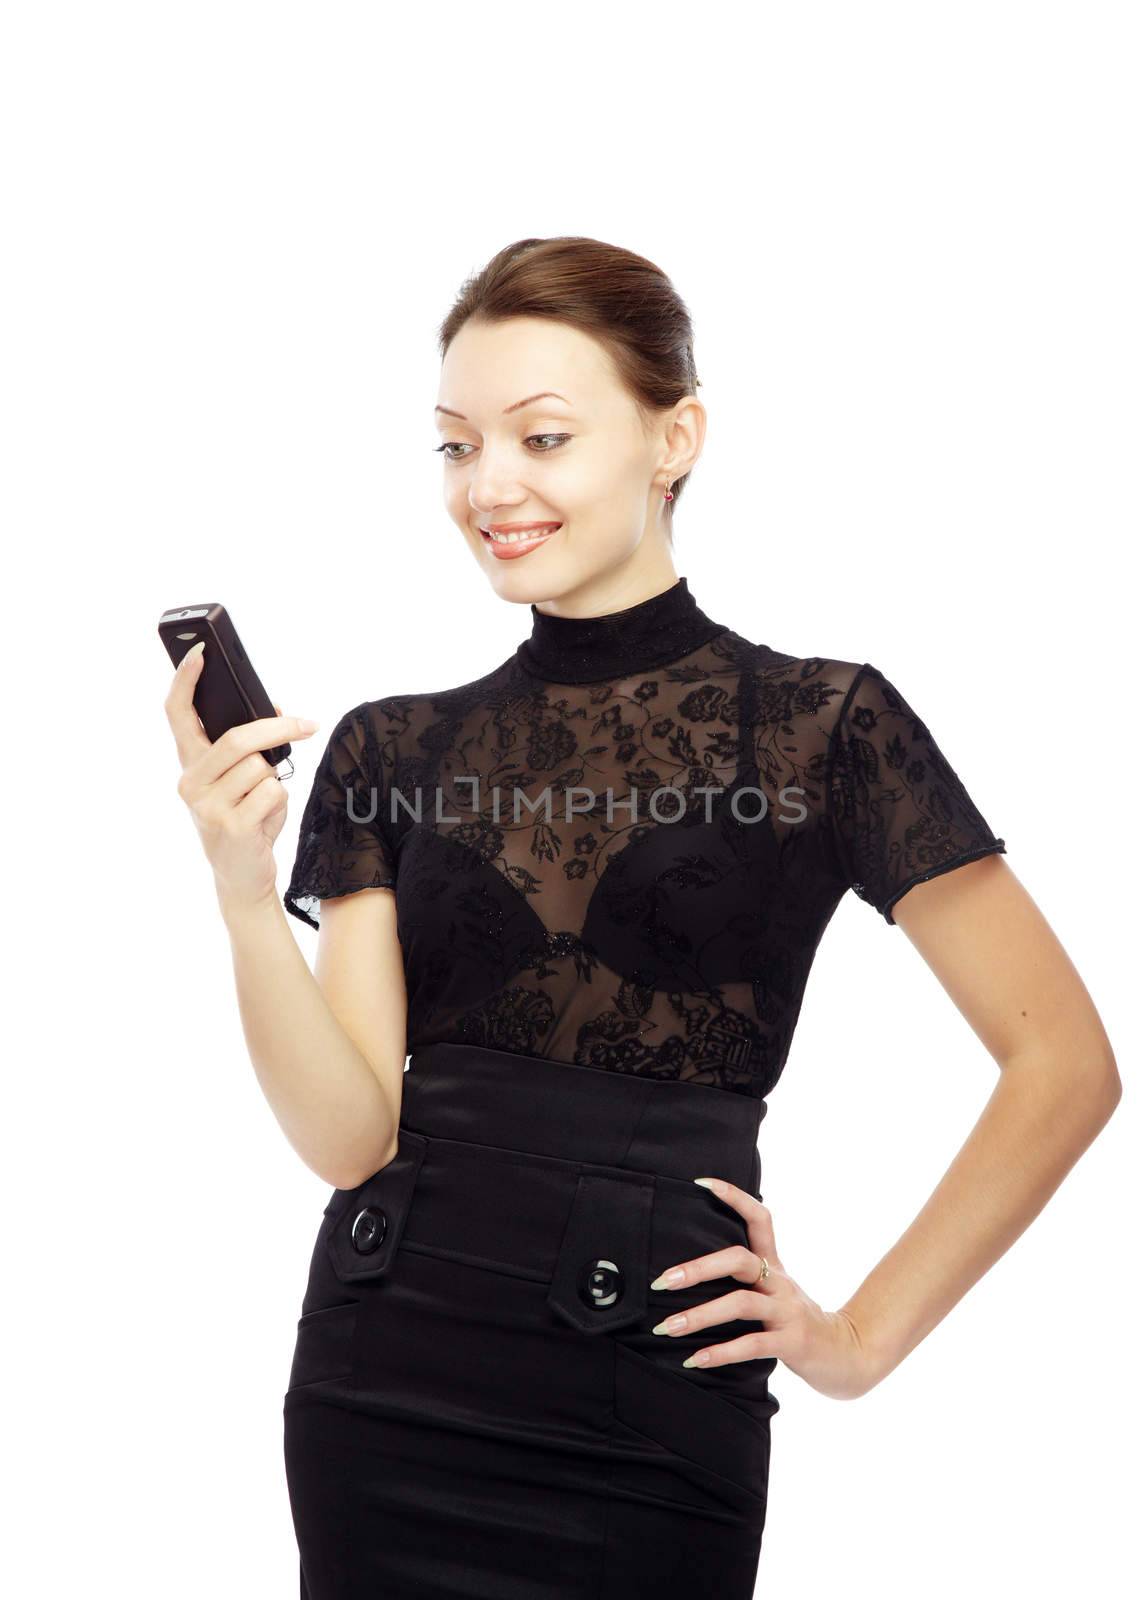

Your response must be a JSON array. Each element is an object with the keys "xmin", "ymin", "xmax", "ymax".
[
  {"xmin": 578, "ymin": 1258, "xmax": 624, "ymax": 1310},
  {"xmin": 351, "ymin": 1205, "xmax": 388, "ymax": 1254}
]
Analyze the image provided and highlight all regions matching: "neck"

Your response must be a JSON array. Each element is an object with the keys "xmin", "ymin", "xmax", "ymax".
[{"xmin": 514, "ymin": 575, "xmax": 728, "ymax": 684}]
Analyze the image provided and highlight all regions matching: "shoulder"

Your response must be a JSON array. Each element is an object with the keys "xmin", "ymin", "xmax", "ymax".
[
  {"xmin": 716, "ymin": 629, "xmax": 869, "ymax": 727},
  {"xmin": 340, "ymin": 656, "xmax": 520, "ymax": 738}
]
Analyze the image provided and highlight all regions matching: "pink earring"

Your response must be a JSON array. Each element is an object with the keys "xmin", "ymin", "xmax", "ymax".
[{"xmin": 663, "ymin": 477, "xmax": 674, "ymax": 502}]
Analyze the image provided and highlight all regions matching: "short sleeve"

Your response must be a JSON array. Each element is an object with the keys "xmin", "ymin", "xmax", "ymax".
[
  {"xmin": 827, "ymin": 663, "xmax": 1006, "ymax": 924},
  {"xmin": 283, "ymin": 701, "xmax": 398, "ymax": 930}
]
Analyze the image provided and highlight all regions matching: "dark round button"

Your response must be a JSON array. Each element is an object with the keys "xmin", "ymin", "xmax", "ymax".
[
  {"xmin": 350, "ymin": 1205, "xmax": 387, "ymax": 1255},
  {"xmin": 578, "ymin": 1257, "xmax": 624, "ymax": 1310}
]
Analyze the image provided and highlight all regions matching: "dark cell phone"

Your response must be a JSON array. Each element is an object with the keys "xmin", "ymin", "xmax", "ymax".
[{"xmin": 158, "ymin": 603, "xmax": 293, "ymax": 774}]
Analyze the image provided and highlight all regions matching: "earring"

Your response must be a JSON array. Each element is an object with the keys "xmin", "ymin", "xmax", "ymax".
[{"xmin": 663, "ymin": 477, "xmax": 674, "ymax": 502}]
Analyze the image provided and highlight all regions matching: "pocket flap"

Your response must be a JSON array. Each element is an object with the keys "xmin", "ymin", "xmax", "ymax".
[
  {"xmin": 324, "ymin": 1129, "xmax": 427, "ymax": 1284},
  {"xmin": 546, "ymin": 1170, "xmax": 654, "ymax": 1335}
]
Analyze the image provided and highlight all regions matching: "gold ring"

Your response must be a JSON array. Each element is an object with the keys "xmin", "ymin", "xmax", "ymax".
[{"xmin": 757, "ymin": 1255, "xmax": 770, "ymax": 1281}]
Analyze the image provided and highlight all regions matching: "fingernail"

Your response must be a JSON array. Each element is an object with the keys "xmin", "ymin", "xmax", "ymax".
[
  {"xmin": 650, "ymin": 1268, "xmax": 685, "ymax": 1290},
  {"xmin": 694, "ymin": 1178, "xmax": 718, "ymax": 1190},
  {"xmin": 682, "ymin": 1351, "xmax": 711, "ymax": 1369},
  {"xmin": 297, "ymin": 718, "xmax": 319, "ymax": 733},
  {"xmin": 181, "ymin": 641, "xmax": 205, "ymax": 666},
  {"xmin": 652, "ymin": 1315, "xmax": 687, "ymax": 1336}
]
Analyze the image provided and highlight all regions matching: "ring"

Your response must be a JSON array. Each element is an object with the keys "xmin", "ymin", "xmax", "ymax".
[{"xmin": 757, "ymin": 1255, "xmax": 771, "ymax": 1282}]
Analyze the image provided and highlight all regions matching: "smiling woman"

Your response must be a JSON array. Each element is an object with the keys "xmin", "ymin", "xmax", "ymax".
[
  {"xmin": 430, "ymin": 239, "xmax": 702, "ymax": 606},
  {"xmin": 262, "ymin": 236, "xmax": 1122, "ymax": 1599}
]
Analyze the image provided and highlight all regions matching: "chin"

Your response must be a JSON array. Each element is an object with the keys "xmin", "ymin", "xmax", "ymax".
[
  {"xmin": 471, "ymin": 525, "xmax": 640, "ymax": 607},
  {"xmin": 477, "ymin": 538, "xmax": 576, "ymax": 596}
]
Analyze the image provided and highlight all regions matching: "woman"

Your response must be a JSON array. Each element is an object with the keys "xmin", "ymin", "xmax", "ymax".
[{"xmin": 166, "ymin": 236, "xmax": 1121, "ymax": 1598}]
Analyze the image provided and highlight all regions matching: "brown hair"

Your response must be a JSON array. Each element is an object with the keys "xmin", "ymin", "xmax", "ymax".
[{"xmin": 437, "ymin": 236, "xmax": 702, "ymax": 533}]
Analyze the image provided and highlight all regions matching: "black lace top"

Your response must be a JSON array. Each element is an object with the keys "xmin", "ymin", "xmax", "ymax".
[{"xmin": 284, "ymin": 578, "xmax": 1006, "ymax": 1101}]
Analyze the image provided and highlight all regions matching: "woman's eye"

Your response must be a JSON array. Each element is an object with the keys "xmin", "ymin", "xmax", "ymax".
[{"xmin": 432, "ymin": 434, "xmax": 571, "ymax": 462}]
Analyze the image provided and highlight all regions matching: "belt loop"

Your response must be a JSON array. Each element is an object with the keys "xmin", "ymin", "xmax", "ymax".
[
  {"xmin": 324, "ymin": 1129, "xmax": 428, "ymax": 1285},
  {"xmin": 546, "ymin": 1170, "xmax": 655, "ymax": 1335}
]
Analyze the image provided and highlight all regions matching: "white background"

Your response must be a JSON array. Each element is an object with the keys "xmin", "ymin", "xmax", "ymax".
[{"xmin": 4, "ymin": 3, "xmax": 1140, "ymax": 1594}]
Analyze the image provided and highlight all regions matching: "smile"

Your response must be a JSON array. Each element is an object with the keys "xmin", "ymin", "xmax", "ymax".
[{"xmin": 480, "ymin": 523, "xmax": 563, "ymax": 557}]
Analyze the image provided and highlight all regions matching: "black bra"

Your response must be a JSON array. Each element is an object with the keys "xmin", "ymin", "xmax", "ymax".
[{"xmin": 393, "ymin": 661, "xmax": 779, "ymax": 1010}]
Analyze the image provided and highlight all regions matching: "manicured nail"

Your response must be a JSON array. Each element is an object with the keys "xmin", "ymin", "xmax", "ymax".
[
  {"xmin": 650, "ymin": 1268, "xmax": 685, "ymax": 1290},
  {"xmin": 682, "ymin": 1351, "xmax": 711, "ymax": 1369},
  {"xmin": 652, "ymin": 1315, "xmax": 688, "ymax": 1336},
  {"xmin": 181, "ymin": 641, "xmax": 205, "ymax": 666},
  {"xmin": 694, "ymin": 1178, "xmax": 720, "ymax": 1191},
  {"xmin": 297, "ymin": 718, "xmax": 319, "ymax": 733}
]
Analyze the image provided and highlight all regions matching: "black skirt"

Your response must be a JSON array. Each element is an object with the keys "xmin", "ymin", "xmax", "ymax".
[{"xmin": 283, "ymin": 1042, "xmax": 780, "ymax": 1598}]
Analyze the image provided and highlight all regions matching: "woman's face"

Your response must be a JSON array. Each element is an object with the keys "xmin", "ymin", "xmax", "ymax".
[{"xmin": 434, "ymin": 315, "xmax": 703, "ymax": 611}]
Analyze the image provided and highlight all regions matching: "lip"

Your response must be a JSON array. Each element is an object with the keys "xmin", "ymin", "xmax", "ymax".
[
  {"xmin": 479, "ymin": 522, "xmax": 563, "ymax": 561},
  {"xmin": 480, "ymin": 521, "xmax": 562, "ymax": 534}
]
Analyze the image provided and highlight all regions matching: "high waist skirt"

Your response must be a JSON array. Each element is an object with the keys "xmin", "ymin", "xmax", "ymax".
[{"xmin": 282, "ymin": 1042, "xmax": 780, "ymax": 1598}]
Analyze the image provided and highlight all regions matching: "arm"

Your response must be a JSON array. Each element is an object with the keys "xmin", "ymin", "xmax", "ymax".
[
  {"xmin": 836, "ymin": 850, "xmax": 1121, "ymax": 1387},
  {"xmin": 650, "ymin": 852, "xmax": 1121, "ymax": 1399},
  {"xmin": 166, "ymin": 643, "xmax": 407, "ymax": 1191},
  {"xmin": 221, "ymin": 883, "xmax": 407, "ymax": 1191}
]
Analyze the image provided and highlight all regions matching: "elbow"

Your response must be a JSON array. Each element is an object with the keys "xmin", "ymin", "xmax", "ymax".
[
  {"xmin": 324, "ymin": 1134, "xmax": 400, "ymax": 1194},
  {"xmin": 1006, "ymin": 1043, "xmax": 1122, "ymax": 1144},
  {"xmin": 1097, "ymin": 1056, "xmax": 1123, "ymax": 1119},
  {"xmin": 1077, "ymin": 1050, "xmax": 1122, "ymax": 1135}
]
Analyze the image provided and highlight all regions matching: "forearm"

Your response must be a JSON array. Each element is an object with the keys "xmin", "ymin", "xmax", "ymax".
[
  {"xmin": 839, "ymin": 1050, "xmax": 1121, "ymax": 1387},
  {"xmin": 219, "ymin": 890, "xmax": 400, "ymax": 1189}
]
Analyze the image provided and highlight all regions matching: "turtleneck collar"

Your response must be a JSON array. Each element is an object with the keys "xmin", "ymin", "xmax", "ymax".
[{"xmin": 514, "ymin": 576, "xmax": 728, "ymax": 685}]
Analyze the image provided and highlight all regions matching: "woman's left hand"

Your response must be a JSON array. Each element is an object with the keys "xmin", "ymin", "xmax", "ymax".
[{"xmin": 648, "ymin": 1176, "xmax": 877, "ymax": 1401}]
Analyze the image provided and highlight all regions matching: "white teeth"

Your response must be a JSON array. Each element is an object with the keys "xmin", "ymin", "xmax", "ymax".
[{"xmin": 485, "ymin": 526, "xmax": 558, "ymax": 544}]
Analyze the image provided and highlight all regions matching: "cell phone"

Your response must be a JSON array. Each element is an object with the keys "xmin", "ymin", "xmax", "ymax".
[{"xmin": 158, "ymin": 603, "xmax": 293, "ymax": 774}]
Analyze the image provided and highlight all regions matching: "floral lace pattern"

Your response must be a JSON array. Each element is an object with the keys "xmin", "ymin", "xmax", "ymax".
[{"xmin": 285, "ymin": 582, "xmax": 1005, "ymax": 1100}]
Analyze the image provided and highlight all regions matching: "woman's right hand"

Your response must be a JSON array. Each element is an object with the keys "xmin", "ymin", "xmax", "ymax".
[{"xmin": 164, "ymin": 640, "xmax": 320, "ymax": 916}]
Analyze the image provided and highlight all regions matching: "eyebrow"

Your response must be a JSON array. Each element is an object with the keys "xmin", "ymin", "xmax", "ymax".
[{"xmin": 434, "ymin": 391, "xmax": 571, "ymax": 421}]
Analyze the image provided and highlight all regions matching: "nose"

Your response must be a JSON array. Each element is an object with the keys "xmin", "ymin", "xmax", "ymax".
[{"xmin": 466, "ymin": 445, "xmax": 530, "ymax": 518}]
